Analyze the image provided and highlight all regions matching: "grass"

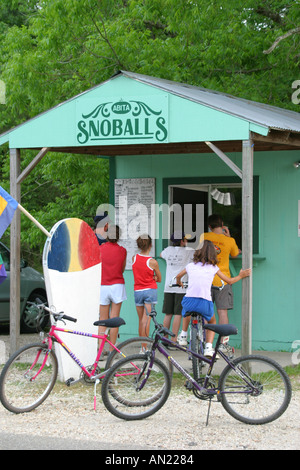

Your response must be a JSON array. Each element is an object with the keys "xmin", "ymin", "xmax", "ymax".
[
  {"xmin": 170, "ymin": 363, "xmax": 300, "ymax": 392},
  {"xmin": 284, "ymin": 363, "xmax": 300, "ymax": 390}
]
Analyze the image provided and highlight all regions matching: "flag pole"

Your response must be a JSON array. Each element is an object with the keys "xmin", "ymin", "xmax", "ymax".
[{"xmin": 18, "ymin": 204, "xmax": 51, "ymax": 238}]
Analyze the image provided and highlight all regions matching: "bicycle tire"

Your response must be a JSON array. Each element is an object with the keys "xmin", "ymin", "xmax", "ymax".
[
  {"xmin": 101, "ymin": 353, "xmax": 171, "ymax": 421},
  {"xmin": 105, "ymin": 336, "xmax": 173, "ymax": 377},
  {"xmin": 0, "ymin": 343, "xmax": 58, "ymax": 414},
  {"xmin": 218, "ymin": 354, "xmax": 292, "ymax": 425},
  {"xmin": 190, "ymin": 319, "xmax": 205, "ymax": 381}
]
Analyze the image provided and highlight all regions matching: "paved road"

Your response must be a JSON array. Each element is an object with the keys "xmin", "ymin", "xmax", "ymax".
[{"xmin": 0, "ymin": 432, "xmax": 151, "ymax": 450}]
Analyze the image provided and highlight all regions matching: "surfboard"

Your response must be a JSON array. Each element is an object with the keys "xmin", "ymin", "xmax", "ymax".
[{"xmin": 43, "ymin": 218, "xmax": 101, "ymax": 382}]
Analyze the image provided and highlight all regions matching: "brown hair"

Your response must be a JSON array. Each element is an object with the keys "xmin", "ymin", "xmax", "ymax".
[
  {"xmin": 193, "ymin": 240, "xmax": 218, "ymax": 266},
  {"xmin": 136, "ymin": 234, "xmax": 152, "ymax": 251},
  {"xmin": 106, "ymin": 225, "xmax": 120, "ymax": 243}
]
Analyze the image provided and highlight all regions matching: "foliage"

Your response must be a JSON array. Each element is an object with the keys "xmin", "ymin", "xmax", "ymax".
[{"xmin": 0, "ymin": 0, "xmax": 299, "ymax": 265}]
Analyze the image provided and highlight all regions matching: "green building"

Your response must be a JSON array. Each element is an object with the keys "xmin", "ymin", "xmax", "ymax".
[{"xmin": 1, "ymin": 71, "xmax": 300, "ymax": 354}]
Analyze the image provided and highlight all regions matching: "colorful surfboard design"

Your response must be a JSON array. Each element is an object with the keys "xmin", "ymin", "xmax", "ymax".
[
  {"xmin": 43, "ymin": 218, "xmax": 102, "ymax": 381},
  {"xmin": 47, "ymin": 218, "xmax": 101, "ymax": 272}
]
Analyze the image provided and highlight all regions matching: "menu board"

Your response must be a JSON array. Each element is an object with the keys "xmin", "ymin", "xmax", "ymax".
[{"xmin": 114, "ymin": 178, "xmax": 156, "ymax": 270}]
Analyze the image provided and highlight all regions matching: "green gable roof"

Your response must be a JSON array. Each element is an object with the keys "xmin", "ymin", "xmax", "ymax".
[{"xmin": 0, "ymin": 71, "xmax": 299, "ymax": 149}]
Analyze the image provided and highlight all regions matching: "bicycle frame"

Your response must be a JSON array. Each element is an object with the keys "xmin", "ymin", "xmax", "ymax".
[
  {"xmin": 39, "ymin": 323, "xmax": 127, "ymax": 383},
  {"xmin": 188, "ymin": 314, "xmax": 206, "ymax": 356},
  {"xmin": 139, "ymin": 329, "xmax": 235, "ymax": 398}
]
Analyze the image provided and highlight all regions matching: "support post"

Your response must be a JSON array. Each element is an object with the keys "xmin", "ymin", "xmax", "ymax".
[
  {"xmin": 10, "ymin": 148, "xmax": 21, "ymax": 355},
  {"xmin": 242, "ymin": 140, "xmax": 253, "ymax": 356}
]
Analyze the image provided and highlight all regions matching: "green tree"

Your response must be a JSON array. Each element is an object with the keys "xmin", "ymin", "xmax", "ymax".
[{"xmin": 0, "ymin": 0, "xmax": 299, "ymax": 265}]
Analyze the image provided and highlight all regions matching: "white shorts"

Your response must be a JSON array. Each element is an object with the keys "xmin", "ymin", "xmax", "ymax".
[{"xmin": 100, "ymin": 284, "xmax": 127, "ymax": 305}]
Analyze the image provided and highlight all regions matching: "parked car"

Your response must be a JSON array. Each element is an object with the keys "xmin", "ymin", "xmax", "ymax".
[{"xmin": 0, "ymin": 241, "xmax": 48, "ymax": 333}]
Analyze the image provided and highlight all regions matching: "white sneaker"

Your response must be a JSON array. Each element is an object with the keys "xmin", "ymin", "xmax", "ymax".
[
  {"xmin": 218, "ymin": 343, "xmax": 235, "ymax": 359},
  {"xmin": 178, "ymin": 332, "xmax": 188, "ymax": 346},
  {"xmin": 204, "ymin": 343, "xmax": 215, "ymax": 357}
]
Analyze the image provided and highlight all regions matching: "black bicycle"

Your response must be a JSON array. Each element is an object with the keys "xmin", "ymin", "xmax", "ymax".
[
  {"xmin": 101, "ymin": 307, "xmax": 292, "ymax": 425},
  {"xmin": 169, "ymin": 277, "xmax": 227, "ymax": 382}
]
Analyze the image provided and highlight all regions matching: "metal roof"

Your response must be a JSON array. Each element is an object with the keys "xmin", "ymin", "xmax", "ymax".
[
  {"xmin": 0, "ymin": 70, "xmax": 299, "ymax": 148},
  {"xmin": 119, "ymin": 71, "xmax": 300, "ymax": 133}
]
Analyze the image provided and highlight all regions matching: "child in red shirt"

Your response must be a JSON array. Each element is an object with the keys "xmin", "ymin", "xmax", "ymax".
[
  {"xmin": 99, "ymin": 225, "xmax": 127, "ymax": 349},
  {"xmin": 132, "ymin": 234, "xmax": 161, "ymax": 338}
]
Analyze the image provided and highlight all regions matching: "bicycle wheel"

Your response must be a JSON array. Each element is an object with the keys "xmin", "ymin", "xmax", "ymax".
[
  {"xmin": 191, "ymin": 321, "xmax": 205, "ymax": 381},
  {"xmin": 218, "ymin": 355, "xmax": 292, "ymax": 425},
  {"xmin": 101, "ymin": 353, "xmax": 171, "ymax": 420},
  {"xmin": 0, "ymin": 343, "xmax": 58, "ymax": 414},
  {"xmin": 105, "ymin": 336, "xmax": 173, "ymax": 376}
]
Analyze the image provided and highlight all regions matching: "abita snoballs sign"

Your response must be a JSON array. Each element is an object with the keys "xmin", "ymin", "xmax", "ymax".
[{"xmin": 76, "ymin": 95, "xmax": 169, "ymax": 145}]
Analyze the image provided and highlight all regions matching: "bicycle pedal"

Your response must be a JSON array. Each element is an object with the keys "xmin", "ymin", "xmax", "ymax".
[
  {"xmin": 65, "ymin": 377, "xmax": 75, "ymax": 387},
  {"xmin": 184, "ymin": 380, "xmax": 194, "ymax": 391}
]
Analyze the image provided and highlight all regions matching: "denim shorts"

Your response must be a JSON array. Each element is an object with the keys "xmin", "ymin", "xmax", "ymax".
[
  {"xmin": 134, "ymin": 288, "xmax": 157, "ymax": 306},
  {"xmin": 181, "ymin": 296, "xmax": 214, "ymax": 321}
]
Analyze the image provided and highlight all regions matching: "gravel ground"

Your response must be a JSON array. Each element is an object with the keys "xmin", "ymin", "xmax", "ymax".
[
  {"xmin": 0, "ymin": 333, "xmax": 299, "ymax": 451},
  {"xmin": 0, "ymin": 385, "xmax": 299, "ymax": 451}
]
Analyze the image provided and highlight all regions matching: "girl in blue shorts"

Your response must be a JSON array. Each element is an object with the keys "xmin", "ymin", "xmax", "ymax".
[{"xmin": 176, "ymin": 240, "xmax": 250, "ymax": 356}]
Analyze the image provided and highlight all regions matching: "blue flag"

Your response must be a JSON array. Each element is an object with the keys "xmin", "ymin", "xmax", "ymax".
[
  {"xmin": 0, "ymin": 253, "xmax": 7, "ymax": 285},
  {"xmin": 0, "ymin": 186, "xmax": 18, "ymax": 238}
]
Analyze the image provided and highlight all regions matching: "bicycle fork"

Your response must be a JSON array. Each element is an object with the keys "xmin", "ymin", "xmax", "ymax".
[{"xmin": 25, "ymin": 342, "xmax": 53, "ymax": 382}]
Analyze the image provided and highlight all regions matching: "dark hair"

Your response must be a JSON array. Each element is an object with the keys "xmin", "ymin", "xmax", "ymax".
[
  {"xmin": 208, "ymin": 214, "xmax": 223, "ymax": 229},
  {"xmin": 107, "ymin": 225, "xmax": 120, "ymax": 243},
  {"xmin": 170, "ymin": 231, "xmax": 185, "ymax": 247},
  {"xmin": 193, "ymin": 240, "xmax": 218, "ymax": 266},
  {"xmin": 136, "ymin": 234, "xmax": 152, "ymax": 251},
  {"xmin": 94, "ymin": 211, "xmax": 110, "ymax": 227}
]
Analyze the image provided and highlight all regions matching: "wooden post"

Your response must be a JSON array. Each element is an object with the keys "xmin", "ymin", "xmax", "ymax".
[
  {"xmin": 242, "ymin": 140, "xmax": 253, "ymax": 356},
  {"xmin": 10, "ymin": 148, "xmax": 21, "ymax": 355}
]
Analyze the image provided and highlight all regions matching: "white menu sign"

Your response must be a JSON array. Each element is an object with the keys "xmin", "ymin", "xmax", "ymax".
[{"xmin": 114, "ymin": 178, "xmax": 156, "ymax": 269}]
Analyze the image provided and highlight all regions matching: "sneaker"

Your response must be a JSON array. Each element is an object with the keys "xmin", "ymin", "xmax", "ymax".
[
  {"xmin": 218, "ymin": 343, "xmax": 235, "ymax": 359},
  {"xmin": 178, "ymin": 332, "xmax": 188, "ymax": 346},
  {"xmin": 204, "ymin": 343, "xmax": 215, "ymax": 357}
]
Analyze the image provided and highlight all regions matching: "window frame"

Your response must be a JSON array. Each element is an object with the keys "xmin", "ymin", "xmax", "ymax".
[{"xmin": 162, "ymin": 176, "xmax": 259, "ymax": 253}]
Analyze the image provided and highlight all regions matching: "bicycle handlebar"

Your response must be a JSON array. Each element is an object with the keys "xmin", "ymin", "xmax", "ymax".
[
  {"xmin": 169, "ymin": 276, "xmax": 225, "ymax": 290},
  {"xmin": 29, "ymin": 299, "xmax": 77, "ymax": 324},
  {"xmin": 147, "ymin": 307, "xmax": 175, "ymax": 338}
]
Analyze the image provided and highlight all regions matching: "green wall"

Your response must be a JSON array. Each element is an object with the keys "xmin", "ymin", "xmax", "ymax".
[{"xmin": 110, "ymin": 148, "xmax": 300, "ymax": 352}]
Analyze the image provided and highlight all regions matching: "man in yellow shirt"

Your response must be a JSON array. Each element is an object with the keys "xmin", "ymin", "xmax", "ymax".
[
  {"xmin": 202, "ymin": 214, "xmax": 240, "ymax": 353},
  {"xmin": 178, "ymin": 214, "xmax": 241, "ymax": 355}
]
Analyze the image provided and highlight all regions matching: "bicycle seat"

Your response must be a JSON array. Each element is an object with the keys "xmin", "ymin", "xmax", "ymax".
[
  {"xmin": 93, "ymin": 318, "xmax": 126, "ymax": 328},
  {"xmin": 204, "ymin": 324, "xmax": 238, "ymax": 336}
]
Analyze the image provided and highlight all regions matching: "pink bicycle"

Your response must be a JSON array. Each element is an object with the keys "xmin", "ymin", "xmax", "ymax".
[{"xmin": 0, "ymin": 302, "xmax": 171, "ymax": 414}]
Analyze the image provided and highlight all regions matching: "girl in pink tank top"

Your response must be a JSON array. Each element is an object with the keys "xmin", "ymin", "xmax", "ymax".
[{"xmin": 132, "ymin": 234, "xmax": 162, "ymax": 338}]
